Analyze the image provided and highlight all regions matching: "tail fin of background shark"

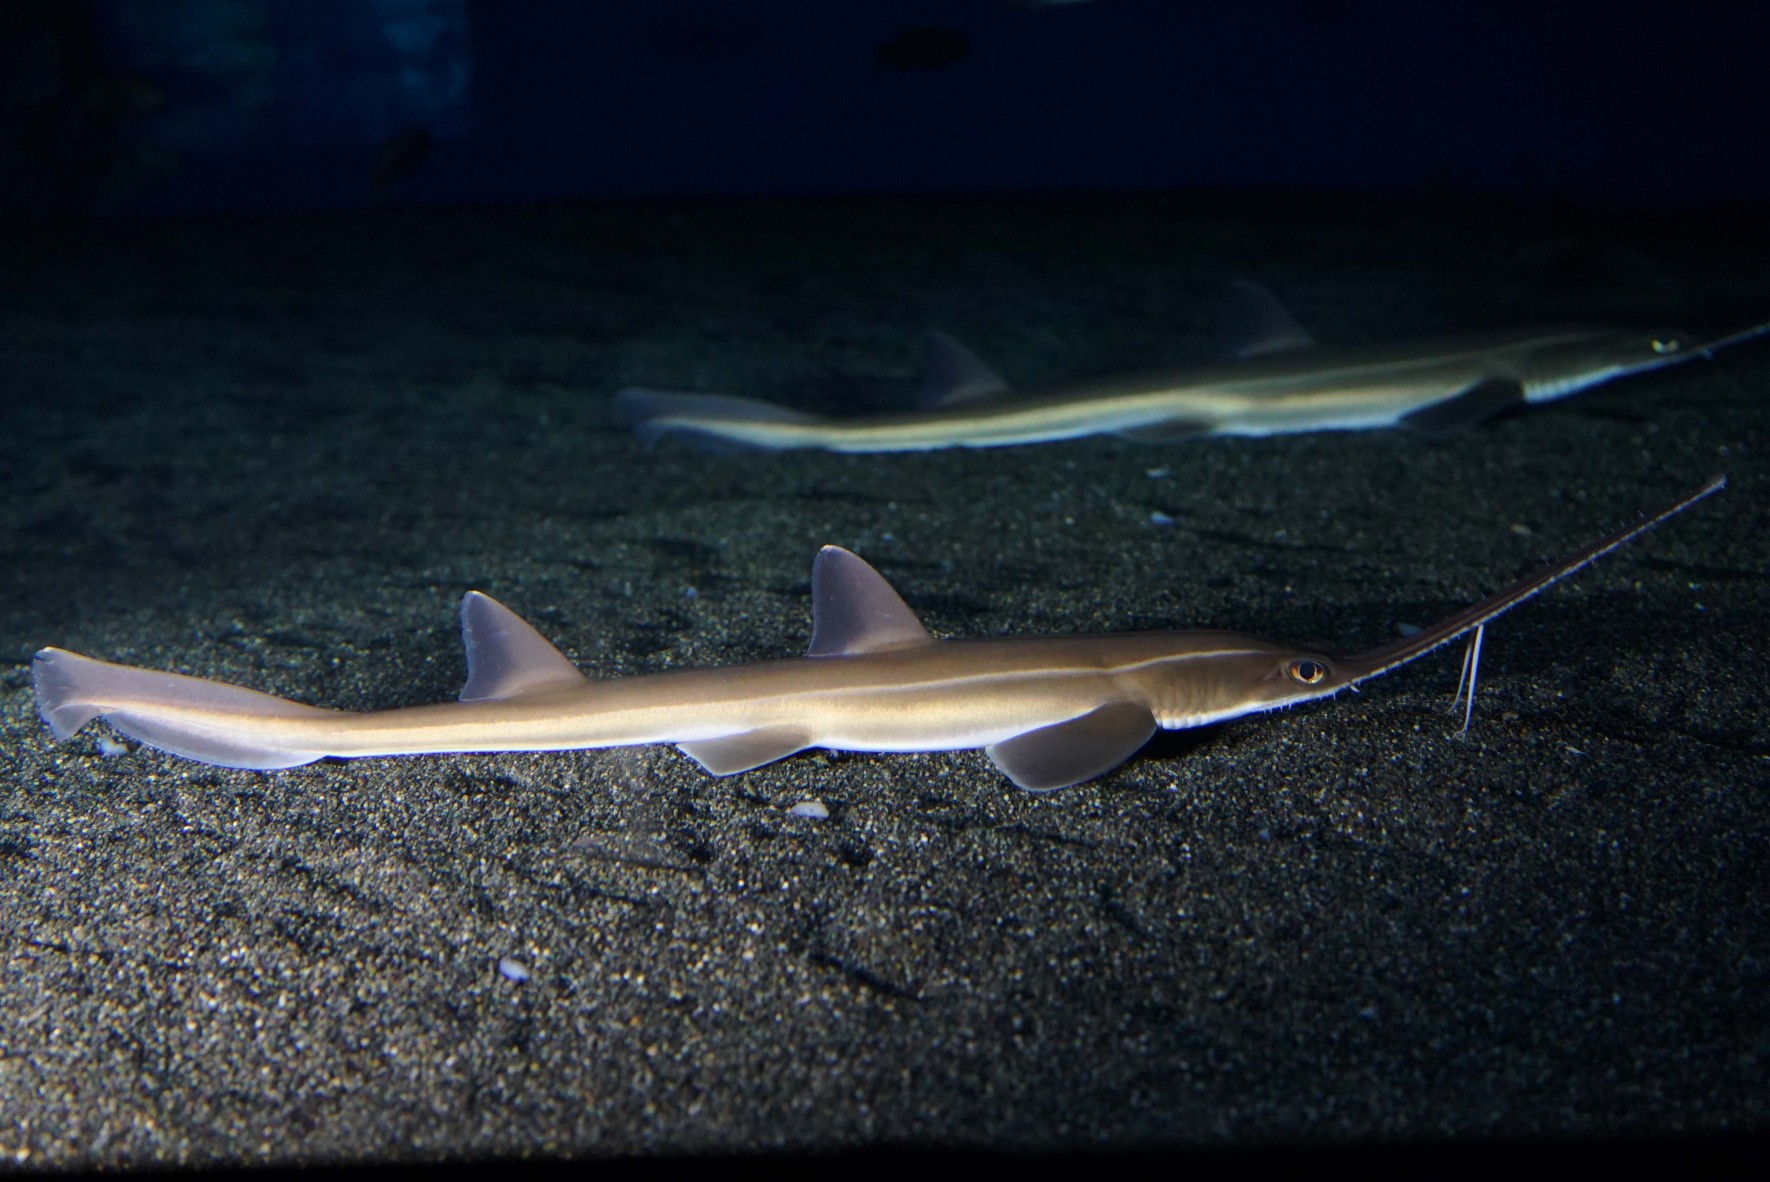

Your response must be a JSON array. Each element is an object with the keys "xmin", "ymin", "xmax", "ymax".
[
  {"xmin": 614, "ymin": 388, "xmax": 823, "ymax": 452},
  {"xmin": 31, "ymin": 647, "xmax": 332, "ymax": 769}
]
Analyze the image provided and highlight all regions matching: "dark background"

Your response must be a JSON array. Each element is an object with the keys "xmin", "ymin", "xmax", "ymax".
[{"xmin": 6, "ymin": 0, "xmax": 1770, "ymax": 219}]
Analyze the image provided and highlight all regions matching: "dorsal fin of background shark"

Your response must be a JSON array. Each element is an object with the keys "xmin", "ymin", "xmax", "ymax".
[
  {"xmin": 616, "ymin": 281, "xmax": 1768, "ymax": 453},
  {"xmin": 916, "ymin": 280, "xmax": 1316, "ymax": 409},
  {"xmin": 1211, "ymin": 277, "xmax": 1318, "ymax": 359},
  {"xmin": 919, "ymin": 332, "xmax": 1013, "ymax": 407}
]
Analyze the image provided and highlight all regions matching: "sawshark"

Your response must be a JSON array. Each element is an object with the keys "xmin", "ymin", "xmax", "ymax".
[
  {"xmin": 32, "ymin": 478, "xmax": 1722, "ymax": 791},
  {"xmin": 616, "ymin": 283, "xmax": 1767, "ymax": 452}
]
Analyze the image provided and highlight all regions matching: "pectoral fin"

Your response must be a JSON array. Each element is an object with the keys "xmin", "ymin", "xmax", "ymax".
[
  {"xmin": 985, "ymin": 701, "xmax": 1157, "ymax": 792},
  {"xmin": 678, "ymin": 727, "xmax": 811, "ymax": 775},
  {"xmin": 1399, "ymin": 376, "xmax": 1527, "ymax": 434}
]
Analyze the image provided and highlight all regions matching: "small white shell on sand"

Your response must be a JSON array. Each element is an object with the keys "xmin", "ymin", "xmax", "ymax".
[
  {"xmin": 789, "ymin": 800, "xmax": 830, "ymax": 819},
  {"xmin": 97, "ymin": 735, "xmax": 129, "ymax": 757},
  {"xmin": 497, "ymin": 957, "xmax": 530, "ymax": 983}
]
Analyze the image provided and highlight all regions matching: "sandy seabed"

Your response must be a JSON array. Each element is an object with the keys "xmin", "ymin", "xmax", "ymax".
[{"xmin": 0, "ymin": 193, "xmax": 1765, "ymax": 1165}]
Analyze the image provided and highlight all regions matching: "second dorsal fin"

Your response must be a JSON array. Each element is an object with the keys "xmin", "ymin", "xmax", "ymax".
[
  {"xmin": 458, "ymin": 592, "xmax": 590, "ymax": 702},
  {"xmin": 807, "ymin": 547, "xmax": 934, "ymax": 656}
]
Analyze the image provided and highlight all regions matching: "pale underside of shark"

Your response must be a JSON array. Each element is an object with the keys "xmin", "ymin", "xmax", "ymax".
[
  {"xmin": 33, "ymin": 478, "xmax": 1722, "ymax": 792},
  {"xmin": 615, "ymin": 282, "xmax": 1767, "ymax": 452}
]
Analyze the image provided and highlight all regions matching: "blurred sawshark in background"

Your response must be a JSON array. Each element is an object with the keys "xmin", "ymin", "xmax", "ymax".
[{"xmin": 617, "ymin": 281, "xmax": 1768, "ymax": 453}]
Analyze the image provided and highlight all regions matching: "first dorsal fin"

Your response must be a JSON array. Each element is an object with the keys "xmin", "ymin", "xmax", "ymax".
[
  {"xmin": 458, "ymin": 592, "xmax": 590, "ymax": 702},
  {"xmin": 920, "ymin": 331, "xmax": 1013, "ymax": 406},
  {"xmin": 1213, "ymin": 279, "xmax": 1317, "ymax": 360},
  {"xmin": 807, "ymin": 547, "xmax": 934, "ymax": 657}
]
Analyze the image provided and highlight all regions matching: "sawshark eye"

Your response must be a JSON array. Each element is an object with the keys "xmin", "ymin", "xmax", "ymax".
[{"xmin": 1288, "ymin": 659, "xmax": 1328, "ymax": 685}]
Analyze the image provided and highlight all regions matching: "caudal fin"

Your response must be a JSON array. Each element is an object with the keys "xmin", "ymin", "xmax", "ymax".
[
  {"xmin": 32, "ymin": 647, "xmax": 333, "ymax": 769},
  {"xmin": 613, "ymin": 388, "xmax": 822, "ymax": 452}
]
